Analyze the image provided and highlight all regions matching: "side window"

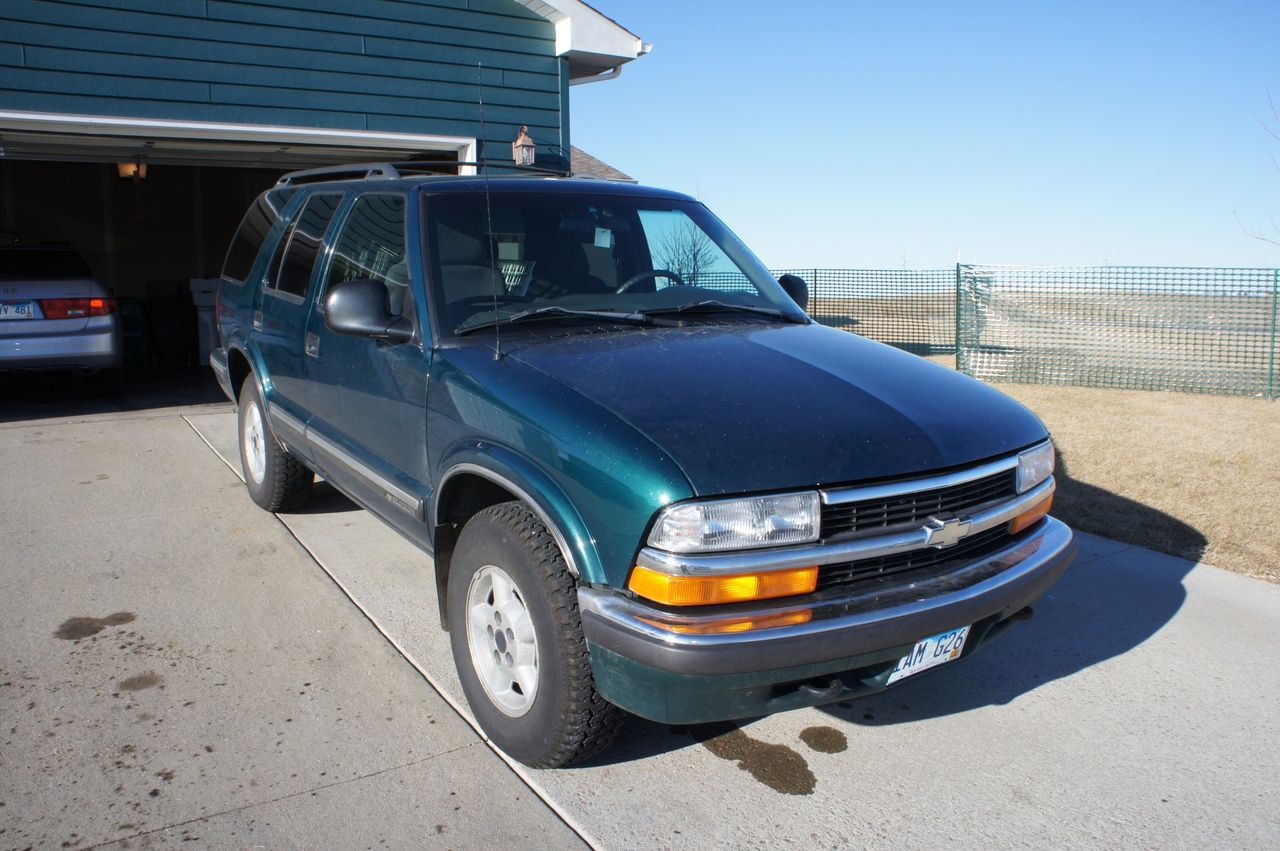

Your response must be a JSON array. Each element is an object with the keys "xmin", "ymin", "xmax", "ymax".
[
  {"xmin": 222, "ymin": 188, "xmax": 295, "ymax": 284},
  {"xmin": 325, "ymin": 194, "xmax": 409, "ymax": 316},
  {"xmin": 274, "ymin": 193, "xmax": 343, "ymax": 298}
]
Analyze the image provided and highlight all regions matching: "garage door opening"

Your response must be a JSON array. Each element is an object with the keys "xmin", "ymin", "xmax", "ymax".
[{"xmin": 1, "ymin": 154, "xmax": 459, "ymax": 374}]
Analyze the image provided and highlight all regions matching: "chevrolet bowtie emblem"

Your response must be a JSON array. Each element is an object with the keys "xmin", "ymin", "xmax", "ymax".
[{"xmin": 923, "ymin": 515, "xmax": 971, "ymax": 549}]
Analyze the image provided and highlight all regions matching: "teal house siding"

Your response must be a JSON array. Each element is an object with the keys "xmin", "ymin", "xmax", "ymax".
[{"xmin": 0, "ymin": 0, "xmax": 569, "ymax": 167}]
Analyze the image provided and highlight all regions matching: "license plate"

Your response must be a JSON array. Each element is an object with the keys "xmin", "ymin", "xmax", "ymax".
[
  {"xmin": 0, "ymin": 300, "xmax": 36, "ymax": 320},
  {"xmin": 886, "ymin": 625, "xmax": 970, "ymax": 685}
]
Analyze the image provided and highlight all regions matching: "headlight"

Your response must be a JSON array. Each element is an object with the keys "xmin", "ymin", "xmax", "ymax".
[
  {"xmin": 1016, "ymin": 441, "xmax": 1055, "ymax": 493},
  {"xmin": 647, "ymin": 491, "xmax": 821, "ymax": 553}
]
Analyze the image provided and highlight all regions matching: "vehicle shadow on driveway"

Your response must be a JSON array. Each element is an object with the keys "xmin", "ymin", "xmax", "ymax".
[
  {"xmin": 285, "ymin": 480, "xmax": 364, "ymax": 514},
  {"xmin": 823, "ymin": 469, "xmax": 1205, "ymax": 727},
  {"xmin": 0, "ymin": 367, "xmax": 227, "ymax": 423}
]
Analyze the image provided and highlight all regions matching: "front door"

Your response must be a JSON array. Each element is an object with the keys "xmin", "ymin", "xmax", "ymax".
[{"xmin": 304, "ymin": 192, "xmax": 432, "ymax": 540}]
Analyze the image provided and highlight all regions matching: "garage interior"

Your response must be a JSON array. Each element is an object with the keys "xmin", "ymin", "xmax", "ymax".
[{"xmin": 0, "ymin": 129, "xmax": 461, "ymax": 373}]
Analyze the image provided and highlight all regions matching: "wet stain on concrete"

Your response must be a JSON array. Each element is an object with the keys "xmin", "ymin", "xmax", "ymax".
[
  {"xmin": 118, "ymin": 673, "xmax": 163, "ymax": 692},
  {"xmin": 799, "ymin": 725, "xmax": 848, "ymax": 754},
  {"xmin": 55, "ymin": 613, "xmax": 136, "ymax": 640},
  {"xmin": 688, "ymin": 723, "xmax": 816, "ymax": 795}
]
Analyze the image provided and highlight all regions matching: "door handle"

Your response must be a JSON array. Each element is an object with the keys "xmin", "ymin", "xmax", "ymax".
[
  {"xmin": 305, "ymin": 332, "xmax": 320, "ymax": 357},
  {"xmin": 252, "ymin": 310, "xmax": 263, "ymax": 331}
]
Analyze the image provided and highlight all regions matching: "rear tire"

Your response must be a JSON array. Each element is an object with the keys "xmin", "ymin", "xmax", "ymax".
[
  {"xmin": 448, "ymin": 501, "xmax": 624, "ymax": 768},
  {"xmin": 237, "ymin": 379, "xmax": 313, "ymax": 512}
]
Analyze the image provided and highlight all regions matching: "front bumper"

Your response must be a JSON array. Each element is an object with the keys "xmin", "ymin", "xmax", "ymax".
[{"xmin": 579, "ymin": 516, "xmax": 1076, "ymax": 723}]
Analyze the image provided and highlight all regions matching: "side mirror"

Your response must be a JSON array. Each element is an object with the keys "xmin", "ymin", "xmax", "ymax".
[
  {"xmin": 778, "ymin": 274, "xmax": 809, "ymax": 312},
  {"xmin": 324, "ymin": 279, "xmax": 414, "ymax": 342}
]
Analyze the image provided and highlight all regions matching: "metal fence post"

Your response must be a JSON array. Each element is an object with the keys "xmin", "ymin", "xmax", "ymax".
[
  {"xmin": 954, "ymin": 263, "xmax": 964, "ymax": 372},
  {"xmin": 1270, "ymin": 269, "xmax": 1279, "ymax": 399}
]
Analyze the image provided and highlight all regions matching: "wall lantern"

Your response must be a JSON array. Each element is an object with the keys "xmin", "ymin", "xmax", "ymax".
[
  {"xmin": 512, "ymin": 126, "xmax": 536, "ymax": 166},
  {"xmin": 117, "ymin": 158, "xmax": 147, "ymax": 181}
]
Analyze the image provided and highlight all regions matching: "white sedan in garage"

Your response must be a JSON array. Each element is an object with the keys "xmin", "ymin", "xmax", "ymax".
[{"xmin": 0, "ymin": 245, "xmax": 122, "ymax": 382}]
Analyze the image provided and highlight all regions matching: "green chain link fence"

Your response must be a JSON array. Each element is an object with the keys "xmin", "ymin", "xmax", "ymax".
[
  {"xmin": 764, "ymin": 266, "xmax": 1279, "ymax": 398},
  {"xmin": 956, "ymin": 265, "xmax": 1279, "ymax": 398},
  {"xmin": 773, "ymin": 268, "xmax": 957, "ymax": 355}
]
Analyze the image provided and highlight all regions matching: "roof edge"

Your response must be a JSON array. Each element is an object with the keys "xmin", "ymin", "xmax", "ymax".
[{"xmin": 514, "ymin": 0, "xmax": 650, "ymax": 80}]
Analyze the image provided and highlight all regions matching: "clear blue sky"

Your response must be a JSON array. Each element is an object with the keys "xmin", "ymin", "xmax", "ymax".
[{"xmin": 570, "ymin": 1, "xmax": 1280, "ymax": 269}]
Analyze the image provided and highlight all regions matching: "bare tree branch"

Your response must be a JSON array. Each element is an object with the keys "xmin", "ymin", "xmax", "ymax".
[
  {"xmin": 653, "ymin": 220, "xmax": 717, "ymax": 286},
  {"xmin": 1241, "ymin": 89, "xmax": 1280, "ymax": 247}
]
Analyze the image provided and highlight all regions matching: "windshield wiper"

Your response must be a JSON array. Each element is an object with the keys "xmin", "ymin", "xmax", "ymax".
[
  {"xmin": 638, "ymin": 300, "xmax": 807, "ymax": 323},
  {"xmin": 454, "ymin": 306, "xmax": 652, "ymax": 335}
]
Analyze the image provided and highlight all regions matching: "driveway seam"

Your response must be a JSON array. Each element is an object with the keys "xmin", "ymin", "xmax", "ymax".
[
  {"xmin": 0, "ymin": 405, "xmax": 232, "ymax": 430},
  {"xmin": 84, "ymin": 741, "xmax": 481, "ymax": 849}
]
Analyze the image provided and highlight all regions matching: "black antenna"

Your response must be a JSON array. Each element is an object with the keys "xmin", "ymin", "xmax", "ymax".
[{"xmin": 476, "ymin": 62, "xmax": 503, "ymax": 360}]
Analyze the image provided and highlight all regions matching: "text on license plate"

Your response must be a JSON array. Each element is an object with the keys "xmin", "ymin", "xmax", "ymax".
[
  {"xmin": 886, "ymin": 625, "xmax": 970, "ymax": 685},
  {"xmin": 0, "ymin": 301, "xmax": 37, "ymax": 320}
]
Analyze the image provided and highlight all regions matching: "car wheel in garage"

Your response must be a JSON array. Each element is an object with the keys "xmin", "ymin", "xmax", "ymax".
[
  {"xmin": 237, "ymin": 379, "xmax": 314, "ymax": 512},
  {"xmin": 448, "ymin": 501, "xmax": 624, "ymax": 768}
]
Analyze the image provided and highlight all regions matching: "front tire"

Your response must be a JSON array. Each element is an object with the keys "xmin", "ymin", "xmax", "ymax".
[
  {"xmin": 448, "ymin": 501, "xmax": 623, "ymax": 767},
  {"xmin": 237, "ymin": 380, "xmax": 313, "ymax": 512}
]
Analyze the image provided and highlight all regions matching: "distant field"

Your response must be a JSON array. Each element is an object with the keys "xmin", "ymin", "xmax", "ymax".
[{"xmin": 923, "ymin": 354, "xmax": 1279, "ymax": 582}]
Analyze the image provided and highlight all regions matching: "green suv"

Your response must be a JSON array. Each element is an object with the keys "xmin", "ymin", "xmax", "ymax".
[{"xmin": 211, "ymin": 163, "xmax": 1076, "ymax": 768}]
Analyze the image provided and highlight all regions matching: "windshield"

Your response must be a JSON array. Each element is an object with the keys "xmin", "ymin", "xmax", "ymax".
[{"xmin": 423, "ymin": 191, "xmax": 804, "ymax": 335}]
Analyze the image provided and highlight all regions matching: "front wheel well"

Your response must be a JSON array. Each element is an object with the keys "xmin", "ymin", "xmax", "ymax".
[
  {"xmin": 432, "ymin": 473, "xmax": 521, "ymax": 629},
  {"xmin": 227, "ymin": 347, "xmax": 253, "ymax": 402}
]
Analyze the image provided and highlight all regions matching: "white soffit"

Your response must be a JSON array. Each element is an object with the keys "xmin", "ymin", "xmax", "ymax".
[
  {"xmin": 515, "ymin": 0, "xmax": 651, "ymax": 80},
  {"xmin": 0, "ymin": 110, "xmax": 478, "ymax": 169}
]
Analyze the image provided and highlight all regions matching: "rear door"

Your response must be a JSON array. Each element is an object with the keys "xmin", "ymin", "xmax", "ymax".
[
  {"xmin": 303, "ymin": 192, "xmax": 432, "ymax": 538},
  {"xmin": 253, "ymin": 191, "xmax": 344, "ymax": 445}
]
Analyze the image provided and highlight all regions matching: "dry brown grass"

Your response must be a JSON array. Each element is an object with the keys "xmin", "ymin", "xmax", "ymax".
[{"xmin": 925, "ymin": 355, "xmax": 1280, "ymax": 581}]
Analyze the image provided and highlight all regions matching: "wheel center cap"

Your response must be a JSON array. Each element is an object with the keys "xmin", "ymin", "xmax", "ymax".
[{"xmin": 494, "ymin": 629, "xmax": 508, "ymax": 654}]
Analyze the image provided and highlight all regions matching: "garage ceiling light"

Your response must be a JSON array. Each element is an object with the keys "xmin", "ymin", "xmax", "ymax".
[{"xmin": 117, "ymin": 159, "xmax": 147, "ymax": 180}]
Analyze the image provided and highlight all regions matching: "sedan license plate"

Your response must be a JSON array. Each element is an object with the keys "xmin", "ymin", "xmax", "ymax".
[
  {"xmin": 0, "ymin": 300, "xmax": 36, "ymax": 320},
  {"xmin": 886, "ymin": 625, "xmax": 970, "ymax": 685}
]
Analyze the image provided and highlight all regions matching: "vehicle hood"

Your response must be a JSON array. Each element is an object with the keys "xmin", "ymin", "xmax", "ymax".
[{"xmin": 505, "ymin": 323, "xmax": 1048, "ymax": 495}]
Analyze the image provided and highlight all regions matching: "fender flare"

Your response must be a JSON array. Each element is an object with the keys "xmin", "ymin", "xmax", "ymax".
[{"xmin": 433, "ymin": 444, "xmax": 604, "ymax": 584}]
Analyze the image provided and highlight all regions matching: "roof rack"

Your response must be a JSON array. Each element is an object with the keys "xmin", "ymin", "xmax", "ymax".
[{"xmin": 275, "ymin": 160, "xmax": 570, "ymax": 187}]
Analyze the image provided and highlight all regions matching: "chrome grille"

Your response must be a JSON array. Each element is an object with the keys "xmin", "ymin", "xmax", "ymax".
[
  {"xmin": 821, "ymin": 468, "xmax": 1017, "ymax": 539},
  {"xmin": 816, "ymin": 525, "xmax": 1014, "ymax": 591}
]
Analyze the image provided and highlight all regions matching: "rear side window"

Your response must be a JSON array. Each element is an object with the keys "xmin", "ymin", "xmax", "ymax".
[
  {"xmin": 0, "ymin": 248, "xmax": 90, "ymax": 279},
  {"xmin": 325, "ymin": 194, "xmax": 409, "ymax": 316},
  {"xmin": 273, "ymin": 193, "xmax": 343, "ymax": 298},
  {"xmin": 222, "ymin": 188, "xmax": 295, "ymax": 284}
]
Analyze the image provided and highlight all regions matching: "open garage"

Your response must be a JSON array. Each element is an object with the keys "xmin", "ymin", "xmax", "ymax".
[{"xmin": 0, "ymin": 0, "xmax": 645, "ymax": 374}]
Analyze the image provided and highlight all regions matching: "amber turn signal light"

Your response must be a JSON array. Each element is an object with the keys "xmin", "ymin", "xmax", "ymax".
[
  {"xmin": 1010, "ymin": 493, "xmax": 1053, "ymax": 535},
  {"xmin": 627, "ymin": 565, "xmax": 819, "ymax": 607}
]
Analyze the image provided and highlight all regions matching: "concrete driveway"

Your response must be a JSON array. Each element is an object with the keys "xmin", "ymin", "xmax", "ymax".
[{"xmin": 3, "ymin": 386, "xmax": 1278, "ymax": 848}]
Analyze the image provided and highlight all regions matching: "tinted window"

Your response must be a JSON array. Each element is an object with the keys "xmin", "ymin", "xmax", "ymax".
[
  {"xmin": 0, "ymin": 249, "xmax": 90, "ymax": 280},
  {"xmin": 274, "ymin": 193, "xmax": 343, "ymax": 298},
  {"xmin": 326, "ymin": 194, "xmax": 409, "ymax": 316},
  {"xmin": 222, "ymin": 188, "xmax": 295, "ymax": 284}
]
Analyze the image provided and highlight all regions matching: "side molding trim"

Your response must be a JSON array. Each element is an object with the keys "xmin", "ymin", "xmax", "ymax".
[{"xmin": 309, "ymin": 429, "xmax": 424, "ymax": 520}]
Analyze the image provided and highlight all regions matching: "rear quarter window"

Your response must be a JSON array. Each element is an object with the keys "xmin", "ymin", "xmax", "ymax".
[
  {"xmin": 222, "ymin": 188, "xmax": 296, "ymax": 284},
  {"xmin": 0, "ymin": 248, "xmax": 91, "ymax": 280}
]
